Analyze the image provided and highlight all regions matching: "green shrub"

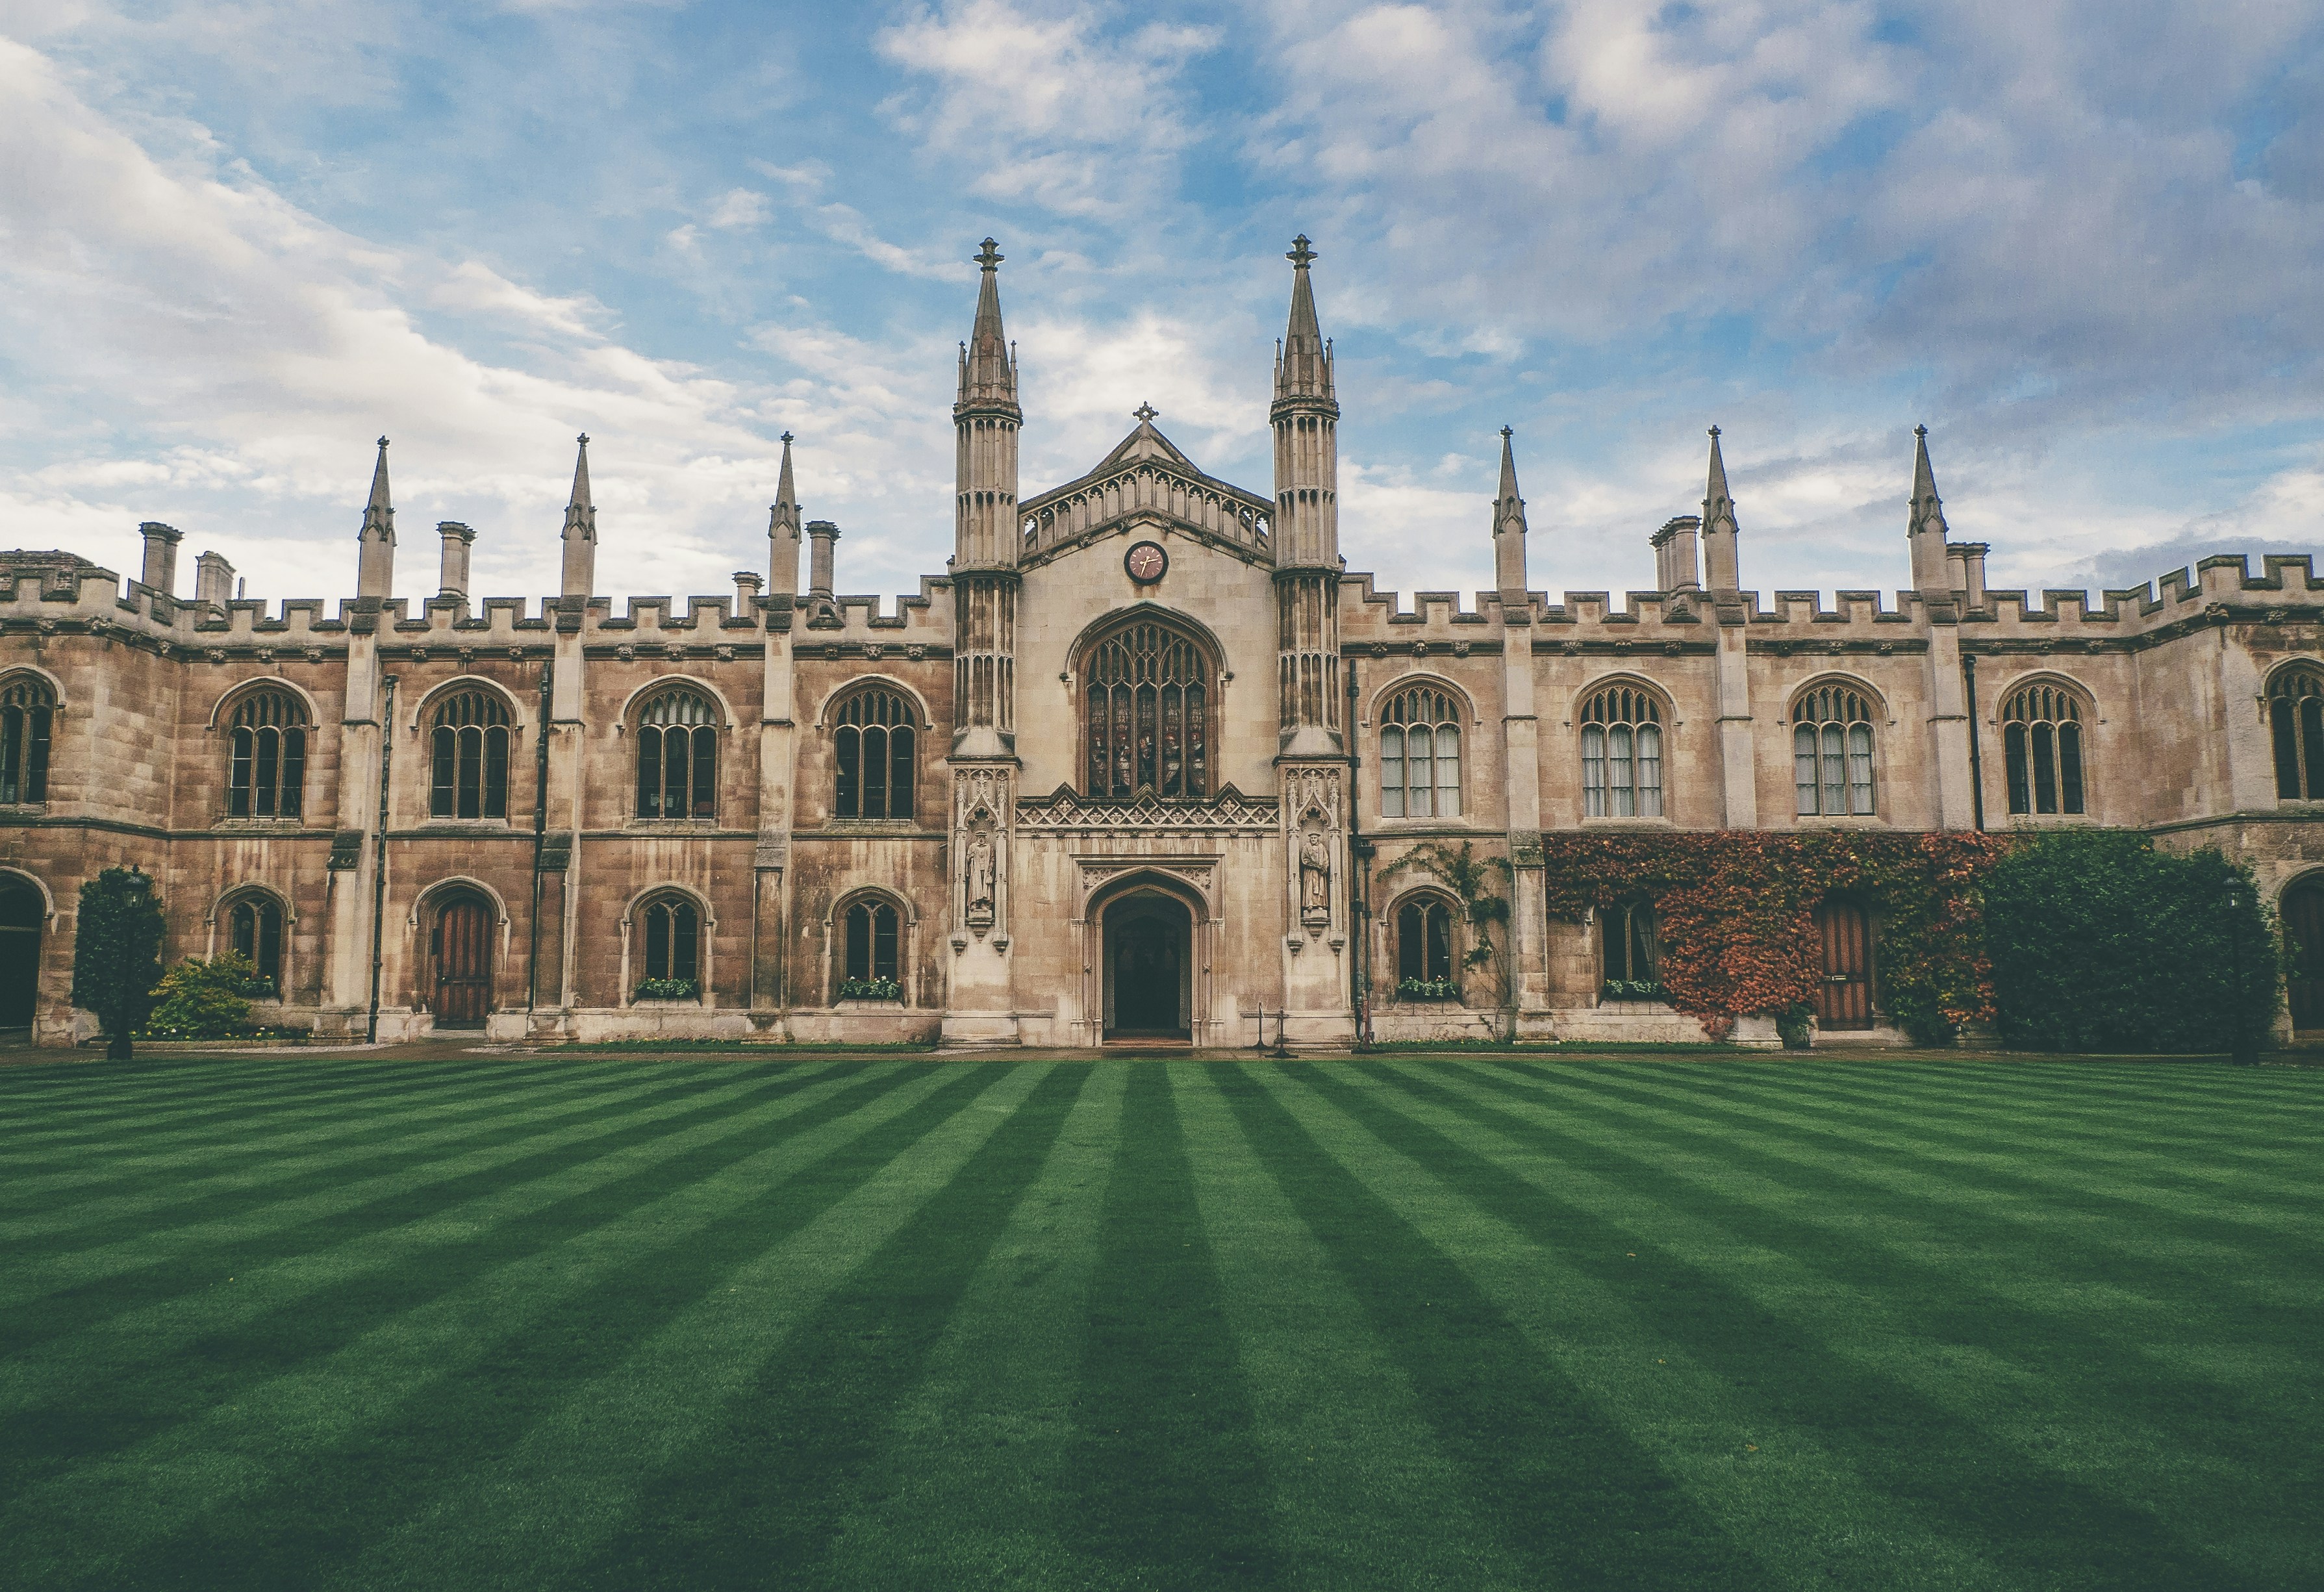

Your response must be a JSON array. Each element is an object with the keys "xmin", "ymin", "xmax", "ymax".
[
  {"xmin": 1396, "ymin": 976, "xmax": 1460, "ymax": 1000},
  {"xmin": 71, "ymin": 866, "xmax": 167, "ymax": 1059},
  {"xmin": 1982, "ymin": 830, "xmax": 2278, "ymax": 1053},
  {"xmin": 632, "ymin": 978, "xmax": 699, "ymax": 1002},
  {"xmin": 837, "ymin": 977, "xmax": 902, "ymax": 1001},
  {"xmin": 142, "ymin": 952, "xmax": 260, "ymax": 1041}
]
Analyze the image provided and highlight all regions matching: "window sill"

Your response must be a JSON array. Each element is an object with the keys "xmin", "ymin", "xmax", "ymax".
[
  {"xmin": 1370, "ymin": 816, "xmax": 1483, "ymax": 831},
  {"xmin": 413, "ymin": 818, "xmax": 517, "ymax": 832},
  {"xmin": 2000, "ymin": 811, "xmax": 2094, "ymax": 826},
  {"xmin": 1579, "ymin": 815, "xmax": 1674, "ymax": 828},
  {"xmin": 1793, "ymin": 813, "xmax": 1887, "ymax": 828},
  {"xmin": 627, "ymin": 998, "xmax": 704, "ymax": 1009},
  {"xmin": 217, "ymin": 817, "xmax": 305, "ymax": 831},
  {"xmin": 822, "ymin": 818, "xmax": 918, "ymax": 833},
  {"xmin": 1596, "ymin": 998, "xmax": 1676, "ymax": 1013},
  {"xmin": 834, "ymin": 998, "xmax": 907, "ymax": 1010},
  {"xmin": 623, "ymin": 818, "xmax": 721, "ymax": 833}
]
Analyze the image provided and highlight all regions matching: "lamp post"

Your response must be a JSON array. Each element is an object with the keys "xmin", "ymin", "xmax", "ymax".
[{"xmin": 2225, "ymin": 882, "xmax": 2257, "ymax": 1067}]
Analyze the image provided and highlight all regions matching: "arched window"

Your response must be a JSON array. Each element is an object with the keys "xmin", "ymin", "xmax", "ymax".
[
  {"xmin": 1793, "ymin": 685, "xmax": 1875, "ymax": 816},
  {"xmin": 840, "ymin": 897, "xmax": 902, "ymax": 998},
  {"xmin": 2002, "ymin": 681, "xmax": 2086, "ymax": 815},
  {"xmin": 635, "ymin": 687, "xmax": 718, "ymax": 820},
  {"xmin": 635, "ymin": 893, "xmax": 701, "ymax": 998},
  {"xmin": 1601, "ymin": 902, "xmax": 1660, "ymax": 996},
  {"xmin": 429, "ymin": 690, "xmax": 511, "ymax": 820},
  {"xmin": 2271, "ymin": 667, "xmax": 2324, "ymax": 801},
  {"xmin": 227, "ymin": 895, "xmax": 283, "ymax": 992},
  {"xmin": 1580, "ymin": 684, "xmax": 1663, "ymax": 818},
  {"xmin": 227, "ymin": 689, "xmax": 307, "ymax": 819},
  {"xmin": 1380, "ymin": 686, "xmax": 1462, "ymax": 818},
  {"xmin": 0, "ymin": 677, "xmax": 53, "ymax": 805},
  {"xmin": 1083, "ymin": 620, "xmax": 1213, "ymax": 799},
  {"xmin": 833, "ymin": 689, "xmax": 916, "ymax": 820},
  {"xmin": 1394, "ymin": 896, "xmax": 1455, "ymax": 994}
]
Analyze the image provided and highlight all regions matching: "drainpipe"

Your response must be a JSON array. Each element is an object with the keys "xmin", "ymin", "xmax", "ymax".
[
  {"xmin": 1346, "ymin": 657, "xmax": 1371, "ymax": 1048},
  {"xmin": 526, "ymin": 663, "xmax": 553, "ymax": 1017},
  {"xmin": 1962, "ymin": 652, "xmax": 1986, "ymax": 831},
  {"xmin": 366, "ymin": 675, "xmax": 397, "ymax": 1044}
]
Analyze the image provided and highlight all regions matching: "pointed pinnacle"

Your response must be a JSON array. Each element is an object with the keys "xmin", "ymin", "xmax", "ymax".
[
  {"xmin": 1497, "ymin": 427, "xmax": 1521, "ymax": 503},
  {"xmin": 566, "ymin": 433, "xmax": 593, "ymax": 516},
  {"xmin": 1912, "ymin": 424, "xmax": 1938, "ymax": 501},
  {"xmin": 1706, "ymin": 425, "xmax": 1730, "ymax": 501},
  {"xmin": 366, "ymin": 436, "xmax": 392, "ymax": 511}
]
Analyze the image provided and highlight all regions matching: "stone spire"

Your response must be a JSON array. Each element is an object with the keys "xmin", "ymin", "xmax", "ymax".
[
  {"xmin": 1907, "ymin": 425, "xmax": 1952, "ymax": 594},
  {"xmin": 357, "ymin": 436, "xmax": 395, "ymax": 599},
  {"xmin": 1492, "ymin": 426, "xmax": 1530, "ymax": 599},
  {"xmin": 1700, "ymin": 426, "xmax": 1741, "ymax": 594},
  {"xmin": 957, "ymin": 237, "xmax": 1018, "ymax": 411},
  {"xmin": 1271, "ymin": 234, "xmax": 1343, "ymax": 755},
  {"xmin": 768, "ymin": 431, "xmax": 801, "ymax": 600},
  {"xmin": 559, "ymin": 433, "xmax": 596, "ymax": 600}
]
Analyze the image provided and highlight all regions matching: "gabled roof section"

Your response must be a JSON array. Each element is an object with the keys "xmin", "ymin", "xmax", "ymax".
[{"xmin": 1019, "ymin": 407, "xmax": 1274, "ymax": 569}]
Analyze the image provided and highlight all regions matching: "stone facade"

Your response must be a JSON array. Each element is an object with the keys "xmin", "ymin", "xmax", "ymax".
[{"xmin": 4, "ymin": 236, "xmax": 2323, "ymax": 1049}]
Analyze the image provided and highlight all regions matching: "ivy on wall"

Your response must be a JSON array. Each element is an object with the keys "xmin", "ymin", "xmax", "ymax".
[{"xmin": 1538, "ymin": 831, "xmax": 2005, "ymax": 1042}]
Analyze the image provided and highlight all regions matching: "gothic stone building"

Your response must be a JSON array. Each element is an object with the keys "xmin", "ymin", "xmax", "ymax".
[{"xmin": 5, "ymin": 237, "xmax": 2324, "ymax": 1049}]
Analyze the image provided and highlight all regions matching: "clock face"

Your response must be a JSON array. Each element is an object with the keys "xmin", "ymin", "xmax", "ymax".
[{"xmin": 1126, "ymin": 540, "xmax": 1168, "ymax": 584}]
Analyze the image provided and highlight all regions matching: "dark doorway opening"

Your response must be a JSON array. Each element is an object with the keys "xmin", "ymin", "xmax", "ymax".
[
  {"xmin": 431, "ymin": 893, "xmax": 494, "ymax": 1029},
  {"xmin": 2284, "ymin": 879, "xmax": 2324, "ymax": 1031},
  {"xmin": 1813, "ymin": 898, "xmax": 1875, "ymax": 1031},
  {"xmin": 1104, "ymin": 893, "xmax": 1191, "ymax": 1041},
  {"xmin": 0, "ymin": 879, "xmax": 42, "ymax": 1033}
]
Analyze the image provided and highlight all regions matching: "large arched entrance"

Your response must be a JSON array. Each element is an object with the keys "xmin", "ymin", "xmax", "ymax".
[
  {"xmin": 429, "ymin": 891, "xmax": 496, "ymax": 1029},
  {"xmin": 0, "ymin": 876, "xmax": 44, "ymax": 1035},
  {"xmin": 1103, "ymin": 891, "xmax": 1193, "ymax": 1041},
  {"xmin": 2283, "ymin": 876, "xmax": 2324, "ymax": 1032}
]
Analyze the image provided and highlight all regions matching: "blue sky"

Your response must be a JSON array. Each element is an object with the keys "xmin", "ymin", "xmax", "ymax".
[{"xmin": 3, "ymin": 1, "xmax": 2321, "ymax": 611}]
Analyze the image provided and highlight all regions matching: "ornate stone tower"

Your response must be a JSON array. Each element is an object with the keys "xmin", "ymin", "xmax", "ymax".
[
  {"xmin": 945, "ymin": 239, "xmax": 1023, "ymax": 1044},
  {"xmin": 767, "ymin": 431, "xmax": 802, "ymax": 600},
  {"xmin": 1906, "ymin": 425, "xmax": 1952, "ymax": 596},
  {"xmin": 1270, "ymin": 236, "xmax": 1353, "ymax": 1043}
]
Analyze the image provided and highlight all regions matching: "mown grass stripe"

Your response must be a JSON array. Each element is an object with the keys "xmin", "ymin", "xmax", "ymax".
[
  {"xmin": 0, "ymin": 1063, "xmax": 876, "ymax": 1422},
  {"xmin": 1189, "ymin": 1063, "xmax": 1635, "ymax": 1591},
  {"xmin": 0, "ymin": 1060, "xmax": 702, "ymax": 1234},
  {"xmin": 0, "ymin": 1061, "xmax": 827, "ymax": 1333},
  {"xmin": 812, "ymin": 1059, "xmax": 1128, "ymax": 1590},
  {"xmin": 1543, "ymin": 1063, "xmax": 2324, "ymax": 1256},
  {"xmin": 1048, "ymin": 1059, "xmax": 1282, "ymax": 1588},
  {"xmin": 307, "ymin": 1061, "xmax": 1050, "ymax": 1592},
  {"xmin": 1302, "ymin": 1064, "xmax": 2273, "ymax": 1591},
  {"xmin": 572, "ymin": 1063, "xmax": 1092, "ymax": 1589},
  {"xmin": 1401, "ymin": 1063, "xmax": 2321, "ymax": 1500},
  {"xmin": 2, "ymin": 1061, "xmax": 977, "ymax": 1588},
  {"xmin": 1246, "ymin": 1063, "xmax": 2010, "ymax": 1589}
]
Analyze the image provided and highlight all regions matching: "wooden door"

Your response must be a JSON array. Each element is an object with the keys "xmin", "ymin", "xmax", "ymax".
[
  {"xmin": 0, "ymin": 883, "xmax": 42, "ymax": 1031},
  {"xmin": 433, "ymin": 897, "xmax": 493, "ymax": 1028},
  {"xmin": 1813, "ymin": 900, "xmax": 1874, "ymax": 1031},
  {"xmin": 2284, "ymin": 881, "xmax": 2324, "ymax": 1030}
]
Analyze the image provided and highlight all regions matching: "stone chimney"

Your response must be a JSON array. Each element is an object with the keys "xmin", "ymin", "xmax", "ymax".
[
  {"xmin": 138, "ymin": 522, "xmax": 182, "ymax": 595},
  {"xmin": 1653, "ymin": 516, "xmax": 1702, "ymax": 594},
  {"xmin": 807, "ymin": 520, "xmax": 839, "ymax": 598},
  {"xmin": 1952, "ymin": 542, "xmax": 1989, "ymax": 611},
  {"xmin": 436, "ymin": 522, "xmax": 475, "ymax": 601},
  {"xmin": 733, "ymin": 570, "xmax": 763, "ymax": 614},
  {"xmin": 194, "ymin": 551, "xmax": 234, "ymax": 610}
]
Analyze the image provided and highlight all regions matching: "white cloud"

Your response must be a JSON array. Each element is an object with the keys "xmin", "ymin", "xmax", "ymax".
[{"xmin": 705, "ymin": 188, "xmax": 769, "ymax": 229}]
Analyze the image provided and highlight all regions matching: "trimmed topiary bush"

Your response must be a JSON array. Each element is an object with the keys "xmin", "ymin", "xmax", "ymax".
[
  {"xmin": 70, "ymin": 865, "xmax": 166, "ymax": 1059},
  {"xmin": 1981, "ymin": 829, "xmax": 2278, "ymax": 1054}
]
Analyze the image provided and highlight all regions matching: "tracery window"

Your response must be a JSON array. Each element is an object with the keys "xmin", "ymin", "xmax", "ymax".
[
  {"xmin": 1793, "ymin": 685, "xmax": 1875, "ymax": 816},
  {"xmin": 1600, "ymin": 902, "xmax": 1660, "ymax": 994},
  {"xmin": 227, "ymin": 894, "xmax": 283, "ymax": 991},
  {"xmin": 430, "ymin": 690, "xmax": 511, "ymax": 820},
  {"xmin": 1395, "ymin": 896, "xmax": 1455, "ymax": 989},
  {"xmin": 636, "ymin": 893, "xmax": 701, "ymax": 994},
  {"xmin": 1581, "ymin": 684, "xmax": 1663, "ymax": 818},
  {"xmin": 227, "ymin": 689, "xmax": 307, "ymax": 819},
  {"xmin": 833, "ymin": 689, "xmax": 916, "ymax": 820},
  {"xmin": 2002, "ymin": 681, "xmax": 2086, "ymax": 816},
  {"xmin": 635, "ymin": 687, "xmax": 718, "ymax": 820},
  {"xmin": 2271, "ymin": 667, "xmax": 2324, "ymax": 801},
  {"xmin": 1083, "ymin": 620, "xmax": 1211, "ymax": 799},
  {"xmin": 1380, "ymin": 686, "xmax": 1462, "ymax": 818},
  {"xmin": 0, "ymin": 677, "xmax": 53, "ymax": 805},
  {"xmin": 842, "ymin": 898, "xmax": 902, "ymax": 993}
]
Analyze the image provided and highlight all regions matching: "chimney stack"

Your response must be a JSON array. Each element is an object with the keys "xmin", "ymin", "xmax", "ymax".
[
  {"xmin": 138, "ymin": 522, "xmax": 182, "ymax": 596},
  {"xmin": 1652, "ymin": 515, "xmax": 1702, "ymax": 594},
  {"xmin": 1952, "ymin": 542, "xmax": 1989, "ymax": 612},
  {"xmin": 733, "ymin": 570, "xmax": 763, "ymax": 615},
  {"xmin": 194, "ymin": 551, "xmax": 234, "ymax": 611},
  {"xmin": 807, "ymin": 520, "xmax": 839, "ymax": 598},
  {"xmin": 436, "ymin": 522, "xmax": 475, "ymax": 602}
]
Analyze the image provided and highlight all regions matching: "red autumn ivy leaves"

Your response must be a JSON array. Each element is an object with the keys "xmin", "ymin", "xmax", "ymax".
[{"xmin": 1538, "ymin": 831, "xmax": 2004, "ymax": 1041}]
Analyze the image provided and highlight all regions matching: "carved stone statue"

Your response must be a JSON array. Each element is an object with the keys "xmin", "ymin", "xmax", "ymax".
[
  {"xmin": 966, "ymin": 829, "xmax": 997, "ymax": 920},
  {"xmin": 1299, "ymin": 828, "xmax": 1331, "ymax": 921}
]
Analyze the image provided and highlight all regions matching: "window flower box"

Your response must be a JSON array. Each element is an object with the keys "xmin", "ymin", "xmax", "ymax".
[
  {"xmin": 631, "ymin": 977, "xmax": 699, "ymax": 1003},
  {"xmin": 1396, "ymin": 976, "xmax": 1461, "ymax": 1002},
  {"xmin": 839, "ymin": 977, "xmax": 903, "ymax": 1002},
  {"xmin": 1600, "ymin": 979, "xmax": 1667, "ymax": 1004}
]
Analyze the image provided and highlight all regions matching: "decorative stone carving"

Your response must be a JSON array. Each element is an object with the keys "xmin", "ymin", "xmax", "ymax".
[
  {"xmin": 965, "ymin": 828, "xmax": 996, "ymax": 928},
  {"xmin": 1299, "ymin": 827, "xmax": 1332, "ymax": 926},
  {"xmin": 1017, "ymin": 783, "xmax": 1276, "ymax": 833}
]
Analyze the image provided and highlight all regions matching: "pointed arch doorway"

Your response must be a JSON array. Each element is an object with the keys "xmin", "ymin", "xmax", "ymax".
[
  {"xmin": 0, "ymin": 876, "xmax": 44, "ymax": 1035},
  {"xmin": 1102, "ymin": 891, "xmax": 1193, "ymax": 1042}
]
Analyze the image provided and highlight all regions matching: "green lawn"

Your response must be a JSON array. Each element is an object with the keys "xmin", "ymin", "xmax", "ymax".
[{"xmin": 1, "ymin": 1056, "xmax": 2318, "ymax": 1591}]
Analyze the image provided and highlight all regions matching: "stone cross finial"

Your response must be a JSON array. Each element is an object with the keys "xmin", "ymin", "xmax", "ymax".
[
  {"xmin": 975, "ymin": 238, "xmax": 1003, "ymax": 270},
  {"xmin": 781, "ymin": 430, "xmax": 794, "ymax": 444},
  {"xmin": 1708, "ymin": 424, "xmax": 1721, "ymax": 439},
  {"xmin": 1286, "ymin": 234, "xmax": 1316, "ymax": 268},
  {"xmin": 1500, "ymin": 424, "xmax": 1512, "ymax": 440},
  {"xmin": 1134, "ymin": 401, "xmax": 1158, "ymax": 424}
]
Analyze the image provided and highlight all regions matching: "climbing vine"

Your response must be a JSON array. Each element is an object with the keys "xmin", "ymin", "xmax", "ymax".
[
  {"xmin": 1381, "ymin": 841, "xmax": 1515, "ymax": 1033},
  {"xmin": 1537, "ymin": 831, "xmax": 2004, "ymax": 1042}
]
